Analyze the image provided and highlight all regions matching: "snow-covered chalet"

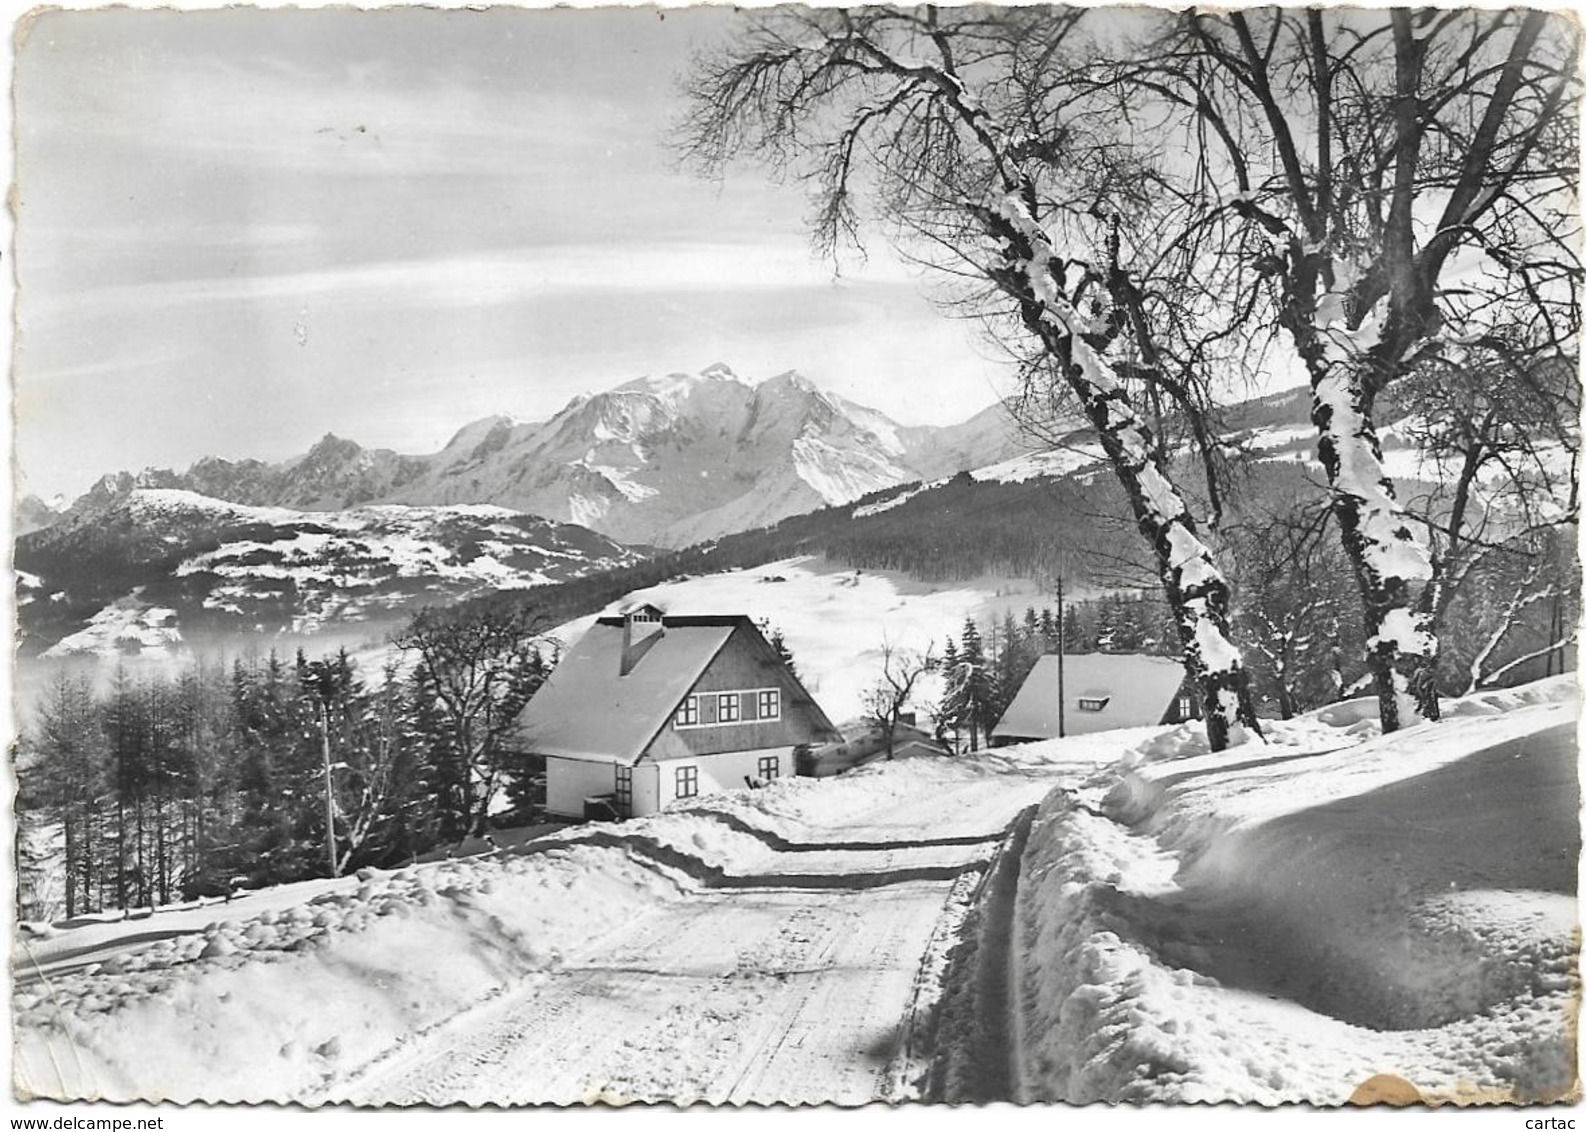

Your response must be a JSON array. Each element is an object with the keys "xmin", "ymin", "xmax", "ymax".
[
  {"xmin": 990, "ymin": 652, "xmax": 1200, "ymax": 744},
  {"xmin": 519, "ymin": 605, "xmax": 841, "ymax": 818}
]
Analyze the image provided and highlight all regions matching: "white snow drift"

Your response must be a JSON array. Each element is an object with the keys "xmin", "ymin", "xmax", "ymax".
[
  {"xmin": 1011, "ymin": 676, "xmax": 1579, "ymax": 1105},
  {"xmin": 12, "ymin": 677, "xmax": 1577, "ymax": 1107}
]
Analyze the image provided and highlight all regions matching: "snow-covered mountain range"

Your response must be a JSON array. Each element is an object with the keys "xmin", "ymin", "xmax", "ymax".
[
  {"xmin": 17, "ymin": 378, "xmax": 1465, "ymax": 662},
  {"xmin": 51, "ymin": 365, "xmax": 1025, "ymax": 549}
]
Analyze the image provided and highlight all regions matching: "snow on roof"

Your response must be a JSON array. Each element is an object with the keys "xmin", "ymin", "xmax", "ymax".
[
  {"xmin": 993, "ymin": 653, "xmax": 1189, "ymax": 739},
  {"xmin": 517, "ymin": 618, "xmax": 737, "ymax": 764}
]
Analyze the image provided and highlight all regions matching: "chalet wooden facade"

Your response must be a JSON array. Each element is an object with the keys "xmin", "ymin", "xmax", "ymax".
[{"xmin": 519, "ymin": 605, "xmax": 841, "ymax": 818}]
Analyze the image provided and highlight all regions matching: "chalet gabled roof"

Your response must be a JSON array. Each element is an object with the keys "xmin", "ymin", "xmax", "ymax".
[
  {"xmin": 992, "ymin": 652, "xmax": 1190, "ymax": 740},
  {"xmin": 518, "ymin": 613, "xmax": 838, "ymax": 765},
  {"xmin": 518, "ymin": 618, "xmax": 736, "ymax": 764}
]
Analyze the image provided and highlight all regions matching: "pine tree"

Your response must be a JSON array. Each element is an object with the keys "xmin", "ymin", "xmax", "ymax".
[
  {"xmin": 1038, "ymin": 607, "xmax": 1058, "ymax": 650},
  {"xmin": 300, "ymin": 648, "xmax": 361, "ymax": 878},
  {"xmin": 101, "ymin": 665, "xmax": 145, "ymax": 907},
  {"xmin": 171, "ymin": 659, "xmax": 237, "ymax": 900},
  {"xmin": 227, "ymin": 652, "xmax": 321, "ymax": 888},
  {"xmin": 18, "ymin": 670, "xmax": 107, "ymax": 918},
  {"xmin": 759, "ymin": 619, "xmax": 799, "ymax": 679},
  {"xmin": 1062, "ymin": 605, "xmax": 1085, "ymax": 654},
  {"xmin": 936, "ymin": 637, "xmax": 963, "ymax": 749},
  {"xmin": 956, "ymin": 617, "xmax": 999, "ymax": 751}
]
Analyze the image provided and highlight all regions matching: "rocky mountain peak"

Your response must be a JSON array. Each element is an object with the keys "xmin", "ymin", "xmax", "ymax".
[
  {"xmin": 299, "ymin": 433, "xmax": 364, "ymax": 467},
  {"xmin": 43, "ymin": 364, "xmax": 1027, "ymax": 548}
]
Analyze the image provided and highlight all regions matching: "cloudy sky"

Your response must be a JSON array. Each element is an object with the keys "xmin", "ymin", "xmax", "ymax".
[{"xmin": 13, "ymin": 6, "xmax": 1016, "ymax": 501}]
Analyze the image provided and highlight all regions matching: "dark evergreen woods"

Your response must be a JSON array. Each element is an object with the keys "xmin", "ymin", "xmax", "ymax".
[
  {"xmin": 515, "ymin": 467, "xmax": 1155, "ymax": 630},
  {"xmin": 15, "ymin": 607, "xmax": 554, "ymax": 921}
]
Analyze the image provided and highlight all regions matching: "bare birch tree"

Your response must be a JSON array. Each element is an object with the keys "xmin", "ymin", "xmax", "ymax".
[
  {"xmin": 1148, "ymin": 9, "xmax": 1581, "ymax": 728},
  {"xmin": 394, "ymin": 601, "xmax": 551, "ymax": 838},
  {"xmin": 680, "ymin": 6, "xmax": 1264, "ymax": 749},
  {"xmin": 862, "ymin": 641, "xmax": 936, "ymax": 759}
]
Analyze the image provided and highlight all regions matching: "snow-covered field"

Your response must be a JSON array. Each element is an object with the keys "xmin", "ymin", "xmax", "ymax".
[
  {"xmin": 340, "ymin": 553, "xmax": 1042, "ymax": 722},
  {"xmin": 12, "ymin": 677, "xmax": 1578, "ymax": 1108}
]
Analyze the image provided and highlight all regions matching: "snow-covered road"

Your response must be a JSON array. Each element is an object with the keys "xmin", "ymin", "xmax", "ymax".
[
  {"xmin": 17, "ymin": 685, "xmax": 1576, "ymax": 1108},
  {"xmin": 329, "ymin": 881, "xmax": 952, "ymax": 1105},
  {"xmin": 17, "ymin": 739, "xmax": 1131, "ymax": 1106},
  {"xmin": 320, "ymin": 770, "xmax": 1067, "ymax": 1106}
]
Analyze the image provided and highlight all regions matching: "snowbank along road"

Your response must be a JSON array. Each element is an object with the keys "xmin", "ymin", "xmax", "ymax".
[
  {"xmin": 15, "ymin": 681, "xmax": 1576, "ymax": 1106},
  {"xmin": 14, "ymin": 735, "xmax": 1129, "ymax": 1106}
]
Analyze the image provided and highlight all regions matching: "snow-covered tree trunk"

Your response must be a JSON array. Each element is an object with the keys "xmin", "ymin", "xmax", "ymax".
[
  {"xmin": 679, "ymin": 15, "xmax": 1265, "ymax": 752},
  {"xmin": 985, "ymin": 191, "xmax": 1262, "ymax": 751},
  {"xmin": 1281, "ymin": 293, "xmax": 1439, "ymax": 731}
]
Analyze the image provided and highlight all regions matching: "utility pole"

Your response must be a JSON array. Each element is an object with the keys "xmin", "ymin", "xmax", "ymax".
[
  {"xmin": 319, "ymin": 697, "xmax": 339, "ymax": 879},
  {"xmin": 303, "ymin": 659, "xmax": 346, "ymax": 880},
  {"xmin": 1056, "ymin": 574, "xmax": 1066, "ymax": 739}
]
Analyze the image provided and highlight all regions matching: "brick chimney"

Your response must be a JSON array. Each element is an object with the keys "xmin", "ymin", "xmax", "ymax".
[{"xmin": 620, "ymin": 604, "xmax": 665, "ymax": 675}]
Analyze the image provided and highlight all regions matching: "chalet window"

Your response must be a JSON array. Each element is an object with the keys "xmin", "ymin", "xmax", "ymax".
[
  {"xmin": 1177, "ymin": 695, "xmax": 1193, "ymax": 718},
  {"xmin": 675, "ymin": 688, "xmax": 780, "ymax": 729},
  {"xmin": 757, "ymin": 755, "xmax": 780, "ymax": 781},
  {"xmin": 1078, "ymin": 696, "xmax": 1110, "ymax": 712},
  {"xmin": 614, "ymin": 766, "xmax": 633, "ymax": 816},
  {"xmin": 675, "ymin": 765, "xmax": 698, "ymax": 798}
]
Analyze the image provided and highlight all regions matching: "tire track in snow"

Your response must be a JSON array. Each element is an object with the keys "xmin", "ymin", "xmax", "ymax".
[
  {"xmin": 881, "ymin": 864, "xmax": 984, "ymax": 1099},
  {"xmin": 315, "ymin": 776, "xmax": 1054, "ymax": 1106},
  {"xmin": 336, "ymin": 889, "xmax": 891, "ymax": 1105},
  {"xmin": 923, "ymin": 803, "xmax": 1039, "ymax": 1102}
]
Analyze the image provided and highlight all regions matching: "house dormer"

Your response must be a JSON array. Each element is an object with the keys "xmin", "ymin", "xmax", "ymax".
[
  {"xmin": 620, "ymin": 603, "xmax": 666, "ymax": 675},
  {"xmin": 990, "ymin": 653, "xmax": 1200, "ymax": 743}
]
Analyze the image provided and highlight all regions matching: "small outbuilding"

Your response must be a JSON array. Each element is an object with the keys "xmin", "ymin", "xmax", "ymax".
[
  {"xmin": 990, "ymin": 652, "xmax": 1199, "ymax": 745},
  {"xmin": 519, "ymin": 605, "xmax": 841, "ymax": 819},
  {"xmin": 804, "ymin": 718, "xmax": 950, "ymax": 778}
]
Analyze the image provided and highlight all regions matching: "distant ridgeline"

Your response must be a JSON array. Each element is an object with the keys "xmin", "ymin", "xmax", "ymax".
[
  {"xmin": 519, "ymin": 466, "xmax": 1155, "ymax": 627},
  {"xmin": 487, "ymin": 451, "xmax": 1337, "ymax": 630}
]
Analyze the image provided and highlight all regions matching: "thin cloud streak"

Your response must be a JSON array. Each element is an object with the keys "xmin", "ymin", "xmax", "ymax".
[
  {"xmin": 13, "ymin": 6, "xmax": 1013, "ymax": 500},
  {"xmin": 23, "ymin": 240, "xmax": 917, "ymax": 325}
]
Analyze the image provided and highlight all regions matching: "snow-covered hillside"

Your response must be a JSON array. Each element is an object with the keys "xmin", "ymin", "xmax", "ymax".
[
  {"xmin": 554, "ymin": 554, "xmax": 1044, "ymax": 724},
  {"xmin": 14, "ymin": 678, "xmax": 1576, "ymax": 1106},
  {"xmin": 18, "ymin": 489, "xmax": 639, "ymax": 657}
]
